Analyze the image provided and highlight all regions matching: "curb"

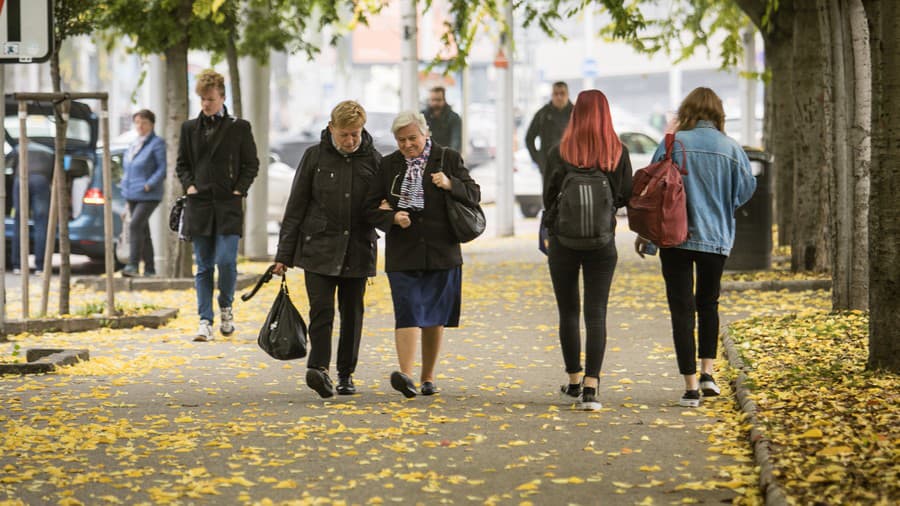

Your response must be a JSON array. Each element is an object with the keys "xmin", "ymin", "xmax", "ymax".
[
  {"xmin": 721, "ymin": 328, "xmax": 790, "ymax": 506},
  {"xmin": 1, "ymin": 308, "xmax": 178, "ymax": 338},
  {"xmin": 73, "ymin": 273, "xmax": 257, "ymax": 292},
  {"xmin": 0, "ymin": 348, "xmax": 89, "ymax": 375},
  {"xmin": 721, "ymin": 279, "xmax": 831, "ymax": 292}
]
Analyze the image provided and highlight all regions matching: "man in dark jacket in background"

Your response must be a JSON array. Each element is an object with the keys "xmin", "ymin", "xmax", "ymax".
[
  {"xmin": 273, "ymin": 100, "xmax": 381, "ymax": 398},
  {"xmin": 176, "ymin": 69, "xmax": 259, "ymax": 342},
  {"xmin": 422, "ymin": 87, "xmax": 462, "ymax": 151},
  {"xmin": 525, "ymin": 81, "xmax": 573, "ymax": 176}
]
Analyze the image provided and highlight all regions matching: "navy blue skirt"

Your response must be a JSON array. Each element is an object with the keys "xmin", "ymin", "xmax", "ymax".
[{"xmin": 387, "ymin": 267, "xmax": 461, "ymax": 328}]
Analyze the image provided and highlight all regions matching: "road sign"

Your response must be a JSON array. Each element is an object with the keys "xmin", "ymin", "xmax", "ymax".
[
  {"xmin": 0, "ymin": 0, "xmax": 53, "ymax": 63},
  {"xmin": 582, "ymin": 57, "xmax": 598, "ymax": 78}
]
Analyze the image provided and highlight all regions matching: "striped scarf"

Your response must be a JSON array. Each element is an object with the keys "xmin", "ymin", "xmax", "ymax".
[{"xmin": 398, "ymin": 138, "xmax": 432, "ymax": 211}]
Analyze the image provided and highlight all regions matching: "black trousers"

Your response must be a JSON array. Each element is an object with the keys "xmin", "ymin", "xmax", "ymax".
[
  {"xmin": 304, "ymin": 271, "xmax": 367, "ymax": 378},
  {"xmin": 127, "ymin": 200, "xmax": 159, "ymax": 272},
  {"xmin": 659, "ymin": 247, "xmax": 727, "ymax": 375},
  {"xmin": 547, "ymin": 236, "xmax": 618, "ymax": 378}
]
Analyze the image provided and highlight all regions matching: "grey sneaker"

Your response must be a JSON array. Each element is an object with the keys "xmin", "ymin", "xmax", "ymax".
[
  {"xmin": 220, "ymin": 307, "xmax": 235, "ymax": 336},
  {"xmin": 194, "ymin": 320, "xmax": 214, "ymax": 342}
]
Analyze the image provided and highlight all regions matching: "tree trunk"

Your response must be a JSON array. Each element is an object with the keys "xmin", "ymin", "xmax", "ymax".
[
  {"xmin": 51, "ymin": 45, "xmax": 62, "ymax": 92},
  {"xmin": 846, "ymin": 0, "xmax": 871, "ymax": 309},
  {"xmin": 766, "ymin": 39, "xmax": 795, "ymax": 248},
  {"xmin": 226, "ymin": 32, "xmax": 242, "ymax": 119},
  {"xmin": 866, "ymin": 0, "xmax": 900, "ymax": 372},
  {"xmin": 827, "ymin": 0, "xmax": 852, "ymax": 308},
  {"xmin": 790, "ymin": 1, "xmax": 831, "ymax": 272},
  {"xmin": 54, "ymin": 106, "xmax": 71, "ymax": 314},
  {"xmin": 164, "ymin": 41, "xmax": 193, "ymax": 279}
]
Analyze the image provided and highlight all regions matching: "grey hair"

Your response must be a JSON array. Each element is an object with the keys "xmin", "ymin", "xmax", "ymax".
[{"xmin": 391, "ymin": 110, "xmax": 430, "ymax": 136}]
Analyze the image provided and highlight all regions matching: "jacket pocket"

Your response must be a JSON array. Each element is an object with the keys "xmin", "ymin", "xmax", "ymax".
[{"xmin": 300, "ymin": 213, "xmax": 327, "ymax": 238}]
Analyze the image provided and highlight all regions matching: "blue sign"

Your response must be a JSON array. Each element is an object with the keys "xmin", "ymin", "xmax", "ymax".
[{"xmin": 582, "ymin": 58, "xmax": 598, "ymax": 78}]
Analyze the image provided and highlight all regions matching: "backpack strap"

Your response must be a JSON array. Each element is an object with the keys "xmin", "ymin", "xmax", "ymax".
[{"xmin": 665, "ymin": 133, "xmax": 688, "ymax": 175}]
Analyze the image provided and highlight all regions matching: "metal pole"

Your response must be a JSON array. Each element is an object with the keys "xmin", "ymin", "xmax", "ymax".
[
  {"xmin": 147, "ymin": 55, "xmax": 168, "ymax": 275},
  {"xmin": 100, "ymin": 99, "xmax": 115, "ymax": 316},
  {"xmin": 495, "ymin": 0, "xmax": 515, "ymax": 237},
  {"xmin": 240, "ymin": 56, "xmax": 270, "ymax": 260},
  {"xmin": 17, "ymin": 100, "xmax": 30, "ymax": 318},
  {"xmin": 742, "ymin": 29, "xmax": 757, "ymax": 146},
  {"xmin": 400, "ymin": 0, "xmax": 419, "ymax": 111},
  {"xmin": 0, "ymin": 66, "xmax": 6, "ymax": 334},
  {"xmin": 461, "ymin": 66, "xmax": 470, "ymax": 160}
]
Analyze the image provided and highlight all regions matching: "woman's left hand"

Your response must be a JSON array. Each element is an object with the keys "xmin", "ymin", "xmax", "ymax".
[{"xmin": 431, "ymin": 172, "xmax": 452, "ymax": 190}]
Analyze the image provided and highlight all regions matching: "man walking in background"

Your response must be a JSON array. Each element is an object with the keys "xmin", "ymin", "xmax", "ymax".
[
  {"xmin": 176, "ymin": 69, "xmax": 259, "ymax": 342},
  {"xmin": 526, "ymin": 81, "xmax": 573, "ymax": 177},
  {"xmin": 422, "ymin": 86, "xmax": 462, "ymax": 151}
]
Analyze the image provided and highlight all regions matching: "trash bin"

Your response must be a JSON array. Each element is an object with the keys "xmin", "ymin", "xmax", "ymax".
[{"xmin": 725, "ymin": 148, "xmax": 772, "ymax": 271}]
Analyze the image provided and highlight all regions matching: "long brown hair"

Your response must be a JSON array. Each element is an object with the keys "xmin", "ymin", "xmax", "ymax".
[
  {"xmin": 559, "ymin": 90, "xmax": 622, "ymax": 172},
  {"xmin": 675, "ymin": 87, "xmax": 725, "ymax": 132}
]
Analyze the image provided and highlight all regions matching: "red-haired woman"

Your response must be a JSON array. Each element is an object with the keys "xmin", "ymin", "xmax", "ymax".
[{"xmin": 542, "ymin": 90, "xmax": 632, "ymax": 411}]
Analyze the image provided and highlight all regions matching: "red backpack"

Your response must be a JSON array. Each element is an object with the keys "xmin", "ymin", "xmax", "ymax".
[{"xmin": 627, "ymin": 133, "xmax": 689, "ymax": 248}]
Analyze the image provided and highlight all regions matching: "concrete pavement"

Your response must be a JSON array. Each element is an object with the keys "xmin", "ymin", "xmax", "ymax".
[{"xmin": 0, "ymin": 215, "xmax": 753, "ymax": 505}]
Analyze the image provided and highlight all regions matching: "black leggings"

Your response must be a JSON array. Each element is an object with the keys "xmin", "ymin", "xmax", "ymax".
[
  {"xmin": 548, "ymin": 236, "xmax": 617, "ymax": 378},
  {"xmin": 659, "ymin": 247, "xmax": 727, "ymax": 375}
]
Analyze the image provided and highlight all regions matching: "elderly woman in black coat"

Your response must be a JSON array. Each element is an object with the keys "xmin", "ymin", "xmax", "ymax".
[
  {"xmin": 364, "ymin": 110, "xmax": 480, "ymax": 398},
  {"xmin": 274, "ymin": 100, "xmax": 382, "ymax": 398}
]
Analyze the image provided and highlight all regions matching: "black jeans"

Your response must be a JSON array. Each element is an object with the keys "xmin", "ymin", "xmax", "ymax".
[
  {"xmin": 659, "ymin": 247, "xmax": 727, "ymax": 375},
  {"xmin": 304, "ymin": 271, "xmax": 367, "ymax": 378},
  {"xmin": 127, "ymin": 200, "xmax": 160, "ymax": 272},
  {"xmin": 548, "ymin": 236, "xmax": 618, "ymax": 378}
]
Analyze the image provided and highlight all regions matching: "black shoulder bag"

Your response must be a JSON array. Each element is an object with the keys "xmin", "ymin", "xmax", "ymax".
[
  {"xmin": 241, "ymin": 266, "xmax": 308, "ymax": 360},
  {"xmin": 440, "ymin": 149, "xmax": 486, "ymax": 243}
]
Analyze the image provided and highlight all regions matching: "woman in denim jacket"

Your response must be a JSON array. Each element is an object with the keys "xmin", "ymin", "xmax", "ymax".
[{"xmin": 635, "ymin": 87, "xmax": 756, "ymax": 407}]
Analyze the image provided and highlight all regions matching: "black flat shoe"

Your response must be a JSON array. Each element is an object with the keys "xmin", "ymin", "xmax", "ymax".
[
  {"xmin": 390, "ymin": 371, "xmax": 417, "ymax": 398},
  {"xmin": 306, "ymin": 368, "xmax": 334, "ymax": 398},
  {"xmin": 336, "ymin": 376, "xmax": 356, "ymax": 395},
  {"xmin": 420, "ymin": 381, "xmax": 437, "ymax": 396}
]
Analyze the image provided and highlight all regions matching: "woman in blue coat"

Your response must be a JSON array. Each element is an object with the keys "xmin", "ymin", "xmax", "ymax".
[{"xmin": 121, "ymin": 109, "xmax": 166, "ymax": 277}]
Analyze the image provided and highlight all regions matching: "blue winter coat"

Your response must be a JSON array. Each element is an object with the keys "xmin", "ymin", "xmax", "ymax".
[{"xmin": 121, "ymin": 133, "xmax": 166, "ymax": 201}]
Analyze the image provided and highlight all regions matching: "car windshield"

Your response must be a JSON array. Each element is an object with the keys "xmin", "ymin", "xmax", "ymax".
[
  {"xmin": 4, "ymin": 115, "xmax": 93, "ymax": 144},
  {"xmin": 620, "ymin": 132, "xmax": 659, "ymax": 155}
]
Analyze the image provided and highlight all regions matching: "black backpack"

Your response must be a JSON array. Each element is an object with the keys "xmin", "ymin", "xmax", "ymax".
[{"xmin": 554, "ymin": 167, "xmax": 615, "ymax": 250}]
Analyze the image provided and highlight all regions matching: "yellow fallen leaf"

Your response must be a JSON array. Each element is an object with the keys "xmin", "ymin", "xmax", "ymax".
[
  {"xmin": 639, "ymin": 465, "xmax": 661, "ymax": 472},
  {"xmin": 817, "ymin": 446, "xmax": 853, "ymax": 456},
  {"xmin": 515, "ymin": 479, "xmax": 541, "ymax": 491},
  {"xmin": 799, "ymin": 428, "xmax": 823, "ymax": 439},
  {"xmin": 274, "ymin": 479, "xmax": 298, "ymax": 489}
]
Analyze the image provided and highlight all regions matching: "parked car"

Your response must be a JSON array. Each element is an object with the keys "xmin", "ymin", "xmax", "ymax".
[
  {"xmin": 2, "ymin": 96, "xmax": 126, "ymax": 267},
  {"xmin": 470, "ymin": 130, "xmax": 662, "ymax": 219},
  {"xmin": 267, "ymin": 152, "xmax": 295, "ymax": 225}
]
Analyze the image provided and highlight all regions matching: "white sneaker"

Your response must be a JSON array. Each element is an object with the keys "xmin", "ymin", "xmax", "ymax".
[
  {"xmin": 220, "ymin": 307, "xmax": 235, "ymax": 336},
  {"xmin": 194, "ymin": 320, "xmax": 214, "ymax": 342}
]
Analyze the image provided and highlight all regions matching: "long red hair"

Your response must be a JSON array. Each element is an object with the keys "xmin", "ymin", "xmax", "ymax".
[{"xmin": 559, "ymin": 90, "xmax": 622, "ymax": 172}]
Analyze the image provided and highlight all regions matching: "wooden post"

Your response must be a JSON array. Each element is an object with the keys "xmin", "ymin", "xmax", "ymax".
[
  {"xmin": 17, "ymin": 100, "xmax": 30, "ymax": 318},
  {"xmin": 100, "ymin": 98, "xmax": 115, "ymax": 316}
]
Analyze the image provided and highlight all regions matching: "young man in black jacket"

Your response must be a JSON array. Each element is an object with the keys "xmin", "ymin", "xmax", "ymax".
[
  {"xmin": 273, "ymin": 100, "xmax": 382, "ymax": 397},
  {"xmin": 175, "ymin": 69, "xmax": 259, "ymax": 342},
  {"xmin": 422, "ymin": 87, "xmax": 462, "ymax": 151},
  {"xmin": 525, "ymin": 81, "xmax": 574, "ymax": 177}
]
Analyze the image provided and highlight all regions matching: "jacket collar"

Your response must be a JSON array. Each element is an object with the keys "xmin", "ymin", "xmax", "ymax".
[{"xmin": 695, "ymin": 120, "xmax": 717, "ymax": 129}]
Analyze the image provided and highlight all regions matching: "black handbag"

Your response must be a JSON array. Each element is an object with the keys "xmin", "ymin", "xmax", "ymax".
[
  {"xmin": 242, "ymin": 267, "xmax": 308, "ymax": 361},
  {"xmin": 169, "ymin": 195, "xmax": 189, "ymax": 241},
  {"xmin": 439, "ymin": 150, "xmax": 486, "ymax": 243}
]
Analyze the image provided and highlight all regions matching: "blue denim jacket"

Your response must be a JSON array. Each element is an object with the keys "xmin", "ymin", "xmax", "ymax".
[{"xmin": 651, "ymin": 121, "xmax": 756, "ymax": 256}]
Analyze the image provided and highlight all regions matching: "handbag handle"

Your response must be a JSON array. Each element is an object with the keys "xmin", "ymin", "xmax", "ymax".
[
  {"xmin": 664, "ymin": 133, "xmax": 688, "ymax": 175},
  {"xmin": 240, "ymin": 264, "xmax": 275, "ymax": 301}
]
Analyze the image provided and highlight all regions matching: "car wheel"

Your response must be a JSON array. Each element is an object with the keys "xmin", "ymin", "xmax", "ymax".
[{"xmin": 520, "ymin": 202, "xmax": 542, "ymax": 218}]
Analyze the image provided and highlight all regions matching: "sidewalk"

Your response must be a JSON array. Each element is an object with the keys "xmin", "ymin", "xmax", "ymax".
[{"xmin": 1, "ymin": 223, "xmax": 763, "ymax": 505}]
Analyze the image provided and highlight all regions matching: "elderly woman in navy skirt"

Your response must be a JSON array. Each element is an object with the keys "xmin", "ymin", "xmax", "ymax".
[{"xmin": 364, "ymin": 111, "xmax": 480, "ymax": 398}]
